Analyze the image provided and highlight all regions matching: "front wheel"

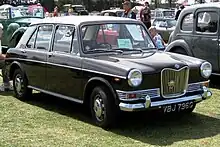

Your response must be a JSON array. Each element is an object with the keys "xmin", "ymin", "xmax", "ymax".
[
  {"xmin": 90, "ymin": 86, "xmax": 118, "ymax": 128},
  {"xmin": 13, "ymin": 69, "xmax": 32, "ymax": 101}
]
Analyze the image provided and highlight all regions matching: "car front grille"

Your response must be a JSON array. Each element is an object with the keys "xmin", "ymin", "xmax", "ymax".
[{"xmin": 161, "ymin": 66, "xmax": 189, "ymax": 98}]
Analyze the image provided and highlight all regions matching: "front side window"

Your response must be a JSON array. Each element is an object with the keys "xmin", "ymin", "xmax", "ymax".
[
  {"xmin": 196, "ymin": 11, "xmax": 218, "ymax": 33},
  {"xmin": 35, "ymin": 25, "xmax": 53, "ymax": 50},
  {"xmin": 181, "ymin": 13, "xmax": 193, "ymax": 31},
  {"xmin": 53, "ymin": 25, "xmax": 75, "ymax": 53},
  {"xmin": 81, "ymin": 23, "xmax": 155, "ymax": 53}
]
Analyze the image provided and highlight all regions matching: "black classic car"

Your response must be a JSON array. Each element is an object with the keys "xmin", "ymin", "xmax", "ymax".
[
  {"xmin": 166, "ymin": 3, "xmax": 220, "ymax": 75},
  {"xmin": 5, "ymin": 16, "xmax": 212, "ymax": 128}
]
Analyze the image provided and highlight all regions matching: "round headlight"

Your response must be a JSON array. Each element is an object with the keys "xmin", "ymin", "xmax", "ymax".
[
  {"xmin": 200, "ymin": 62, "xmax": 212, "ymax": 78},
  {"xmin": 128, "ymin": 69, "xmax": 142, "ymax": 87}
]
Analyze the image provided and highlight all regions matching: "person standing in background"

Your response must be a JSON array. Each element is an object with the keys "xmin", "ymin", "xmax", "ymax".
[
  {"xmin": 175, "ymin": 5, "xmax": 185, "ymax": 20},
  {"xmin": 149, "ymin": 26, "xmax": 165, "ymax": 50},
  {"xmin": 0, "ymin": 23, "xmax": 12, "ymax": 92},
  {"xmin": 53, "ymin": 6, "xmax": 58, "ymax": 17},
  {"xmin": 0, "ymin": 23, "xmax": 3, "ymax": 54},
  {"xmin": 121, "ymin": 1, "xmax": 136, "ymax": 19},
  {"xmin": 140, "ymin": 1, "xmax": 151, "ymax": 29}
]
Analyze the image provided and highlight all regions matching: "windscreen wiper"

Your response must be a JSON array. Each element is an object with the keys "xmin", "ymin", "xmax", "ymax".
[{"xmin": 86, "ymin": 48, "xmax": 123, "ymax": 54}]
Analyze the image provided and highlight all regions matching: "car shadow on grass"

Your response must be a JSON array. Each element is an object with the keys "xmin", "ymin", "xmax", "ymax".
[
  {"xmin": 26, "ymin": 92, "xmax": 220, "ymax": 146},
  {"xmin": 112, "ymin": 111, "xmax": 220, "ymax": 146},
  {"xmin": 210, "ymin": 75, "xmax": 220, "ymax": 89}
]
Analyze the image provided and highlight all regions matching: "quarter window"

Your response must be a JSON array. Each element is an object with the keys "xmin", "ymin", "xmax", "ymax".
[
  {"xmin": 181, "ymin": 13, "xmax": 193, "ymax": 31},
  {"xmin": 196, "ymin": 11, "xmax": 218, "ymax": 33},
  {"xmin": 53, "ymin": 25, "xmax": 75, "ymax": 53},
  {"xmin": 35, "ymin": 25, "xmax": 53, "ymax": 50},
  {"xmin": 26, "ymin": 28, "xmax": 37, "ymax": 48}
]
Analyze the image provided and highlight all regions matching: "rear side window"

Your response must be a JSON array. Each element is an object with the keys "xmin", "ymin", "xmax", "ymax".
[
  {"xmin": 196, "ymin": 11, "xmax": 218, "ymax": 33},
  {"xmin": 26, "ymin": 29, "xmax": 37, "ymax": 48},
  {"xmin": 24, "ymin": 26, "xmax": 37, "ymax": 48},
  {"xmin": 53, "ymin": 25, "xmax": 75, "ymax": 53},
  {"xmin": 35, "ymin": 25, "xmax": 53, "ymax": 50},
  {"xmin": 181, "ymin": 13, "xmax": 193, "ymax": 31}
]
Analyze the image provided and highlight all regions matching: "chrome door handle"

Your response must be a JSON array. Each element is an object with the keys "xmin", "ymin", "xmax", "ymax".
[
  {"xmin": 21, "ymin": 49, "xmax": 26, "ymax": 53},
  {"xmin": 48, "ymin": 53, "xmax": 55, "ymax": 57},
  {"xmin": 212, "ymin": 38, "xmax": 220, "ymax": 41}
]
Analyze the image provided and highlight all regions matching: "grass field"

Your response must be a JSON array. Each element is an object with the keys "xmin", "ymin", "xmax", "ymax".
[{"xmin": 0, "ymin": 86, "xmax": 220, "ymax": 147}]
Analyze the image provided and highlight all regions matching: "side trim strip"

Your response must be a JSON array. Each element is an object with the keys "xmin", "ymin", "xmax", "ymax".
[
  {"xmin": 6, "ymin": 58, "xmax": 127, "ymax": 79},
  {"xmin": 212, "ymin": 73, "xmax": 220, "ymax": 76},
  {"xmin": 28, "ymin": 85, "xmax": 84, "ymax": 104}
]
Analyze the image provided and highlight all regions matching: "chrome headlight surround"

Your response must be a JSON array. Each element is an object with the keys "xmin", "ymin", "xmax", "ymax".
[
  {"xmin": 200, "ymin": 62, "xmax": 212, "ymax": 78},
  {"xmin": 128, "ymin": 69, "xmax": 142, "ymax": 87}
]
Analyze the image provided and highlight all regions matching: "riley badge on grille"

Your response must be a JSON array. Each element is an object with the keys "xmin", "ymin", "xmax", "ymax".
[
  {"xmin": 168, "ymin": 80, "xmax": 175, "ymax": 91},
  {"xmin": 174, "ymin": 64, "xmax": 180, "ymax": 69}
]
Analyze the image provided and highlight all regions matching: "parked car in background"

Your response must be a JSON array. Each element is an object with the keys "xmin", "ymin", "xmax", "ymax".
[
  {"xmin": 151, "ymin": 8, "xmax": 175, "ymax": 19},
  {"xmin": 151, "ymin": 18, "xmax": 177, "ymax": 42},
  {"xmin": 6, "ymin": 16, "xmax": 212, "ymax": 128},
  {"xmin": 0, "ymin": 4, "xmax": 44, "ymax": 52},
  {"xmin": 100, "ymin": 9, "xmax": 124, "ymax": 17},
  {"xmin": 63, "ymin": 4, "xmax": 89, "ymax": 16},
  {"xmin": 166, "ymin": 3, "xmax": 220, "ymax": 75},
  {"xmin": 90, "ymin": 11, "xmax": 101, "ymax": 16}
]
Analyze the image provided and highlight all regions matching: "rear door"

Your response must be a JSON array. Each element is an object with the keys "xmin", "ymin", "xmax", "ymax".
[
  {"xmin": 24, "ymin": 24, "xmax": 53, "ymax": 89},
  {"xmin": 192, "ymin": 8, "xmax": 219, "ymax": 72}
]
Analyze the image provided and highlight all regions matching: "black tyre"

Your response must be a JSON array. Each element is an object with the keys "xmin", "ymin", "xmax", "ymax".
[
  {"xmin": 90, "ymin": 86, "xmax": 118, "ymax": 128},
  {"xmin": 13, "ymin": 69, "xmax": 32, "ymax": 100},
  {"xmin": 172, "ymin": 48, "xmax": 188, "ymax": 55}
]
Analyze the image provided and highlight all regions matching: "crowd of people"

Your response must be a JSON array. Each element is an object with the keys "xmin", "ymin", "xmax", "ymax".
[{"xmin": 120, "ymin": 0, "xmax": 165, "ymax": 49}]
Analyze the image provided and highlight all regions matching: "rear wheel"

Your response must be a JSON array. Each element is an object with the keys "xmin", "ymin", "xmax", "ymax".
[
  {"xmin": 90, "ymin": 86, "xmax": 118, "ymax": 128},
  {"xmin": 13, "ymin": 69, "xmax": 32, "ymax": 101}
]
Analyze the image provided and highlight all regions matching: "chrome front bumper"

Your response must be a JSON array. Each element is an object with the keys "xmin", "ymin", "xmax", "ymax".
[{"xmin": 118, "ymin": 85, "xmax": 212, "ymax": 112}]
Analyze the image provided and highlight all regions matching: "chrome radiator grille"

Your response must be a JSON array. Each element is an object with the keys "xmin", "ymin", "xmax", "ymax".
[{"xmin": 161, "ymin": 66, "xmax": 189, "ymax": 98}]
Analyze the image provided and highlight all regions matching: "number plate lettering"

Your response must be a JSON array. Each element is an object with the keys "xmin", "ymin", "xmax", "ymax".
[{"xmin": 163, "ymin": 101, "xmax": 194, "ymax": 113}]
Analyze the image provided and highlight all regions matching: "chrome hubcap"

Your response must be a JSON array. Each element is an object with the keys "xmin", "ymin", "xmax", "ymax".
[
  {"xmin": 15, "ymin": 74, "xmax": 23, "ymax": 94},
  {"xmin": 93, "ymin": 95, "xmax": 105, "ymax": 121}
]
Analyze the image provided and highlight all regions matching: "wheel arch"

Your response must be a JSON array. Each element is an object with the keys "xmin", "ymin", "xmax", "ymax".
[
  {"xmin": 165, "ymin": 39, "xmax": 193, "ymax": 56},
  {"xmin": 9, "ymin": 27, "xmax": 26, "ymax": 48},
  {"xmin": 83, "ymin": 77, "xmax": 118, "ymax": 106},
  {"xmin": 9, "ymin": 61, "xmax": 27, "ymax": 81}
]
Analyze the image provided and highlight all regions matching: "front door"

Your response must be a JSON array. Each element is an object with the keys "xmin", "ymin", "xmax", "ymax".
[
  {"xmin": 24, "ymin": 24, "xmax": 53, "ymax": 89},
  {"xmin": 46, "ymin": 25, "xmax": 82, "ymax": 99},
  {"xmin": 192, "ymin": 8, "xmax": 219, "ymax": 72}
]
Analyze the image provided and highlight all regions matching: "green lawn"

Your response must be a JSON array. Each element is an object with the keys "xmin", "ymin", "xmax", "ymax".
[{"xmin": 0, "ymin": 88, "xmax": 220, "ymax": 147}]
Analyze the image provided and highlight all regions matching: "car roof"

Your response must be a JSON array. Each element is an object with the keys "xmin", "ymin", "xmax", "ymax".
[
  {"xmin": 30, "ymin": 16, "xmax": 139, "ymax": 26},
  {"xmin": 153, "ymin": 18, "xmax": 175, "ymax": 20},
  {"xmin": 183, "ymin": 2, "xmax": 220, "ymax": 11},
  {"xmin": 101, "ymin": 9, "xmax": 124, "ymax": 13}
]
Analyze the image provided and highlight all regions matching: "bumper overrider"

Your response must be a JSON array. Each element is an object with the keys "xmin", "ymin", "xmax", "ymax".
[{"xmin": 117, "ymin": 81, "xmax": 212, "ymax": 112}]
